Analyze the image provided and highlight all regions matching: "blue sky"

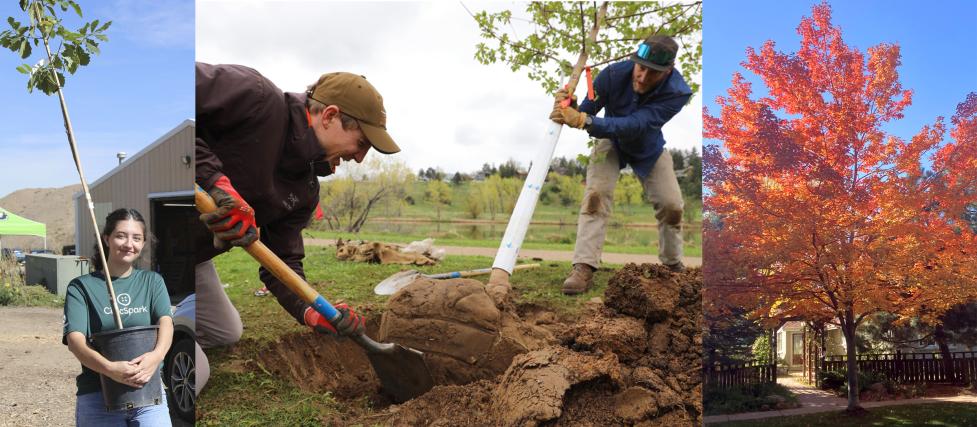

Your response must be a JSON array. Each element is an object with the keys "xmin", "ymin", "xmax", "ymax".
[
  {"xmin": 0, "ymin": 0, "xmax": 194, "ymax": 197},
  {"xmin": 704, "ymin": 0, "xmax": 977, "ymax": 152}
]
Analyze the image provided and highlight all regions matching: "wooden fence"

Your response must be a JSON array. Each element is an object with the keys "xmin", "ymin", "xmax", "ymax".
[
  {"xmin": 704, "ymin": 360, "xmax": 777, "ymax": 390},
  {"xmin": 822, "ymin": 351, "xmax": 977, "ymax": 384}
]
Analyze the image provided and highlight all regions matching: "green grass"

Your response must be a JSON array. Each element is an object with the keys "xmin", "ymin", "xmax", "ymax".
[
  {"xmin": 384, "ymin": 181, "xmax": 704, "ymax": 226},
  {"xmin": 305, "ymin": 228, "xmax": 703, "ymax": 257},
  {"xmin": 197, "ymin": 247, "xmax": 623, "ymax": 424},
  {"xmin": 196, "ymin": 351, "xmax": 348, "ymax": 427},
  {"xmin": 312, "ymin": 180, "xmax": 704, "ymax": 257},
  {"xmin": 205, "ymin": 246, "xmax": 608, "ymax": 344},
  {"xmin": 711, "ymin": 403, "xmax": 977, "ymax": 427}
]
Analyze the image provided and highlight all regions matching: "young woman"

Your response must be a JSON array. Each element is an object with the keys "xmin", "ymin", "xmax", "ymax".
[{"xmin": 62, "ymin": 208, "xmax": 173, "ymax": 426}]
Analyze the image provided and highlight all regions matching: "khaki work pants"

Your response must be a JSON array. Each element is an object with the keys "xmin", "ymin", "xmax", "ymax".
[
  {"xmin": 195, "ymin": 259, "xmax": 244, "ymax": 394},
  {"xmin": 572, "ymin": 139, "xmax": 684, "ymax": 268}
]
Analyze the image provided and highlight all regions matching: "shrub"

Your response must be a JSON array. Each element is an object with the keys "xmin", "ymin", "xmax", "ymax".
[
  {"xmin": 820, "ymin": 370, "xmax": 846, "ymax": 391},
  {"xmin": 822, "ymin": 369, "xmax": 896, "ymax": 396},
  {"xmin": 0, "ymin": 284, "xmax": 18, "ymax": 306},
  {"xmin": 704, "ymin": 383, "xmax": 798, "ymax": 415}
]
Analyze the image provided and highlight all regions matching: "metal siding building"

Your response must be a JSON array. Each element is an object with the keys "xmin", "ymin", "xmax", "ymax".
[{"xmin": 74, "ymin": 120, "xmax": 195, "ymax": 271}]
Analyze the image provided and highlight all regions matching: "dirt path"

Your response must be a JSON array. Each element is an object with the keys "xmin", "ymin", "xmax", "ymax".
[
  {"xmin": 0, "ymin": 307, "xmax": 192, "ymax": 427},
  {"xmin": 0, "ymin": 307, "xmax": 75, "ymax": 427},
  {"xmin": 304, "ymin": 238, "xmax": 703, "ymax": 267},
  {"xmin": 703, "ymin": 374, "xmax": 977, "ymax": 424}
]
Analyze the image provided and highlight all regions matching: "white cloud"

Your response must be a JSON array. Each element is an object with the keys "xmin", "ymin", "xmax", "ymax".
[{"xmin": 196, "ymin": 0, "xmax": 702, "ymax": 175}]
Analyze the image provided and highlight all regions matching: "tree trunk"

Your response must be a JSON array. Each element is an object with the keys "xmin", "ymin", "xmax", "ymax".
[
  {"xmin": 934, "ymin": 325, "xmax": 955, "ymax": 382},
  {"xmin": 841, "ymin": 308, "xmax": 862, "ymax": 412}
]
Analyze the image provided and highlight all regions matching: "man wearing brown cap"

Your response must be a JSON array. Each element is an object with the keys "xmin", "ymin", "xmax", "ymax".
[
  {"xmin": 193, "ymin": 63, "xmax": 399, "ymax": 391},
  {"xmin": 550, "ymin": 35, "xmax": 692, "ymax": 295}
]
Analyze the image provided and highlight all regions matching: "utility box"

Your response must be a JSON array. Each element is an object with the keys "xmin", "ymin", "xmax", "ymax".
[{"xmin": 25, "ymin": 254, "xmax": 90, "ymax": 297}]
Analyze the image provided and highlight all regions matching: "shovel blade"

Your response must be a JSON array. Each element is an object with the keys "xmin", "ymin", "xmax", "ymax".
[
  {"xmin": 374, "ymin": 270, "xmax": 422, "ymax": 295},
  {"xmin": 365, "ymin": 343, "xmax": 434, "ymax": 403}
]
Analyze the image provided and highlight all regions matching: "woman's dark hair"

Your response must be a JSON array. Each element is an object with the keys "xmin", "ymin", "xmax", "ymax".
[{"xmin": 91, "ymin": 208, "xmax": 147, "ymax": 272}]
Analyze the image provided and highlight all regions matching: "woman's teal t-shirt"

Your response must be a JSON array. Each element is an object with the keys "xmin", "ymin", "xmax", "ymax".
[{"xmin": 62, "ymin": 269, "xmax": 172, "ymax": 395}]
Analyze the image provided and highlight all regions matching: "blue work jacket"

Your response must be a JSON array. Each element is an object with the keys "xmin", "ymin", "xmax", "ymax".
[{"xmin": 579, "ymin": 60, "xmax": 692, "ymax": 178}]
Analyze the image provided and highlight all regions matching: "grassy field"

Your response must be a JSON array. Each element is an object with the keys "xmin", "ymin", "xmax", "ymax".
[
  {"xmin": 310, "ymin": 181, "xmax": 704, "ymax": 257},
  {"xmin": 711, "ymin": 402, "xmax": 977, "ymax": 427},
  {"xmin": 198, "ymin": 246, "xmax": 620, "ymax": 425},
  {"xmin": 305, "ymin": 226, "xmax": 703, "ymax": 257},
  {"xmin": 385, "ymin": 181, "xmax": 703, "ymax": 224}
]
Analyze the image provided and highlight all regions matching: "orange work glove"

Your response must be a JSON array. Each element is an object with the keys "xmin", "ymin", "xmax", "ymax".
[
  {"xmin": 199, "ymin": 175, "xmax": 259, "ymax": 248},
  {"xmin": 303, "ymin": 304, "xmax": 366, "ymax": 337}
]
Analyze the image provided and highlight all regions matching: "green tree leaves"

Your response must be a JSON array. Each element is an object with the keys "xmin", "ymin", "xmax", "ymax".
[
  {"xmin": 1, "ymin": 0, "xmax": 110, "ymax": 94},
  {"xmin": 470, "ymin": 1, "xmax": 701, "ymax": 95}
]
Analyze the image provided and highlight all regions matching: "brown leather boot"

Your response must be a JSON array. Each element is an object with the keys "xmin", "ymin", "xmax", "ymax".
[
  {"xmin": 562, "ymin": 263, "xmax": 595, "ymax": 295},
  {"xmin": 665, "ymin": 261, "xmax": 685, "ymax": 273}
]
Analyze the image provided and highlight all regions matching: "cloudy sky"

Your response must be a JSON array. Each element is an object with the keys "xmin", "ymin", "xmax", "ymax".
[
  {"xmin": 0, "ymin": 0, "xmax": 194, "ymax": 197},
  {"xmin": 196, "ymin": 0, "xmax": 703, "ymax": 177}
]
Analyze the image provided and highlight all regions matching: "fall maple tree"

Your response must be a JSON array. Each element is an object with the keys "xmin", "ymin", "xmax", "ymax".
[{"xmin": 703, "ymin": 2, "xmax": 977, "ymax": 411}]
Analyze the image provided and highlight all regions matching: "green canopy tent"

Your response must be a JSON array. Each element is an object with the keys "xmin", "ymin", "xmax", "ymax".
[{"xmin": 0, "ymin": 207, "xmax": 47, "ymax": 251}]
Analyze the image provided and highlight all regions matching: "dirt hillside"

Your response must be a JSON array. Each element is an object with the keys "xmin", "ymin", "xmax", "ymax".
[{"xmin": 0, "ymin": 184, "xmax": 80, "ymax": 252}]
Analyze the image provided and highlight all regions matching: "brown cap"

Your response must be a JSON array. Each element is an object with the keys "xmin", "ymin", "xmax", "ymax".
[
  {"xmin": 632, "ymin": 35, "xmax": 677, "ymax": 72},
  {"xmin": 308, "ymin": 72, "xmax": 400, "ymax": 154}
]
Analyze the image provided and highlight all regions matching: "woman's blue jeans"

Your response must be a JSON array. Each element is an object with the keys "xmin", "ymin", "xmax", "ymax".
[{"xmin": 75, "ymin": 384, "xmax": 171, "ymax": 427}]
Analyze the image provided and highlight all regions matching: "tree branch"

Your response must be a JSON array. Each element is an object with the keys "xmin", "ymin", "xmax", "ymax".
[{"xmin": 605, "ymin": 2, "xmax": 701, "ymax": 22}]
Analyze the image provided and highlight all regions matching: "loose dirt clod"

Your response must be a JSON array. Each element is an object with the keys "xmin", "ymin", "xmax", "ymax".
[
  {"xmin": 378, "ymin": 277, "xmax": 553, "ymax": 385},
  {"xmin": 604, "ymin": 263, "xmax": 682, "ymax": 321},
  {"xmin": 491, "ymin": 347, "xmax": 624, "ymax": 426}
]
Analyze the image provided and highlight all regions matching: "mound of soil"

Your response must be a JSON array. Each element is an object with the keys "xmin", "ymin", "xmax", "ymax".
[
  {"xmin": 378, "ymin": 277, "xmax": 554, "ymax": 385},
  {"xmin": 366, "ymin": 264, "xmax": 703, "ymax": 426}
]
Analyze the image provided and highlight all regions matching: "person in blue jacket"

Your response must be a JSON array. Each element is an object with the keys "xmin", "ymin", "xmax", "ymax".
[{"xmin": 551, "ymin": 35, "xmax": 693, "ymax": 294}]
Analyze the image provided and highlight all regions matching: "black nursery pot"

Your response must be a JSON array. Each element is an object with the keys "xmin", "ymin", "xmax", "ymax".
[{"xmin": 91, "ymin": 325, "xmax": 162, "ymax": 411}]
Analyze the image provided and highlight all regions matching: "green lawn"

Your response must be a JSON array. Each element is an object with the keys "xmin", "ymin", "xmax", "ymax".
[
  {"xmin": 311, "ymin": 181, "xmax": 704, "ymax": 257},
  {"xmin": 198, "ymin": 247, "xmax": 621, "ymax": 425},
  {"xmin": 711, "ymin": 403, "xmax": 977, "ymax": 427},
  {"xmin": 304, "ymin": 227, "xmax": 703, "ymax": 257}
]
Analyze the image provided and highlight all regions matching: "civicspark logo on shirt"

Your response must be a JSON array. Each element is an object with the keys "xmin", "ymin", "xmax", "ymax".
[{"xmin": 103, "ymin": 293, "xmax": 148, "ymax": 316}]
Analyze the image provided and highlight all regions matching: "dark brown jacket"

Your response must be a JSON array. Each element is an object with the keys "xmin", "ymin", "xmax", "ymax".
[{"xmin": 195, "ymin": 62, "xmax": 329, "ymax": 323}]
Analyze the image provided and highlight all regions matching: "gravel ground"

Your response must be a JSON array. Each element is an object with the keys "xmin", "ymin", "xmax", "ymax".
[
  {"xmin": 0, "ymin": 306, "xmax": 192, "ymax": 426},
  {"xmin": 0, "ymin": 307, "xmax": 75, "ymax": 426}
]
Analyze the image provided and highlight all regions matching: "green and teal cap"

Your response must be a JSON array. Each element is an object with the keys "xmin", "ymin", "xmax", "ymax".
[{"xmin": 632, "ymin": 35, "xmax": 677, "ymax": 72}]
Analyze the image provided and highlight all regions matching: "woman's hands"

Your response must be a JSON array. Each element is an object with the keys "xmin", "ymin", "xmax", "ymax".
[
  {"xmin": 100, "ymin": 351, "xmax": 162, "ymax": 388},
  {"xmin": 127, "ymin": 351, "xmax": 164, "ymax": 387},
  {"xmin": 103, "ymin": 360, "xmax": 144, "ymax": 388}
]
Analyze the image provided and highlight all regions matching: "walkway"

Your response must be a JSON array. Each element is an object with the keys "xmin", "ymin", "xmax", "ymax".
[
  {"xmin": 304, "ymin": 237, "xmax": 703, "ymax": 266},
  {"xmin": 704, "ymin": 374, "xmax": 977, "ymax": 424}
]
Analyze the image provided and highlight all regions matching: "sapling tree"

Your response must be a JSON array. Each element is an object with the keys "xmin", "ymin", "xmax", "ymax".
[{"xmin": 1, "ymin": 0, "xmax": 119, "ymax": 326}]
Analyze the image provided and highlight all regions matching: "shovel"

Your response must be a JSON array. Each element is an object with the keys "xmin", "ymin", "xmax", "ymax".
[
  {"xmin": 195, "ymin": 187, "xmax": 433, "ymax": 403},
  {"xmin": 374, "ymin": 263, "xmax": 540, "ymax": 295}
]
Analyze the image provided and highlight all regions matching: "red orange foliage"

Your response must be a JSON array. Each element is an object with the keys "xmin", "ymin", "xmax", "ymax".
[{"xmin": 703, "ymin": 2, "xmax": 976, "ymax": 408}]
